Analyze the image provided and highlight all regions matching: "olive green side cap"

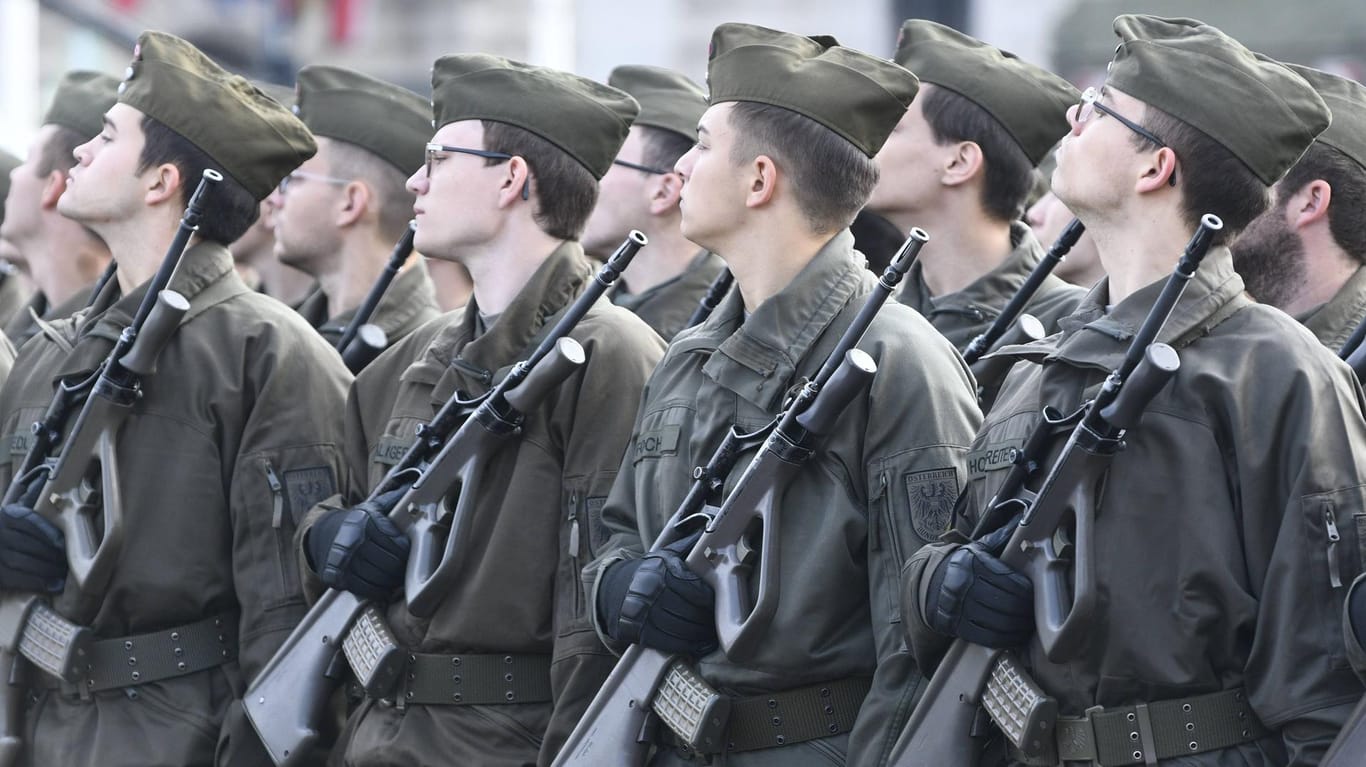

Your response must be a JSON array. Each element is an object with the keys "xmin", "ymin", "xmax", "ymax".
[
  {"xmin": 117, "ymin": 30, "xmax": 318, "ymax": 201},
  {"xmin": 44, "ymin": 71, "xmax": 121, "ymax": 141},
  {"xmin": 894, "ymin": 19, "xmax": 1078, "ymax": 166},
  {"xmin": 251, "ymin": 80, "xmax": 296, "ymax": 110},
  {"xmin": 1284, "ymin": 63, "xmax": 1366, "ymax": 175},
  {"xmin": 431, "ymin": 54, "xmax": 639, "ymax": 180},
  {"xmin": 607, "ymin": 65, "xmax": 708, "ymax": 141},
  {"xmin": 1106, "ymin": 14, "xmax": 1329, "ymax": 185},
  {"xmin": 296, "ymin": 65, "xmax": 431, "ymax": 176},
  {"xmin": 706, "ymin": 22, "xmax": 920, "ymax": 158}
]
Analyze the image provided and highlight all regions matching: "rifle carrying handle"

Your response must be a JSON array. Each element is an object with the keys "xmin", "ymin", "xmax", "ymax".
[{"xmin": 118, "ymin": 291, "xmax": 190, "ymax": 377}]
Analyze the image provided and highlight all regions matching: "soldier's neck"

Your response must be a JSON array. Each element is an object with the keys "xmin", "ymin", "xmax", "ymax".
[
  {"xmin": 25, "ymin": 219, "xmax": 111, "ymax": 306},
  {"xmin": 459, "ymin": 221, "xmax": 565, "ymax": 317},
  {"xmin": 714, "ymin": 215, "xmax": 833, "ymax": 313},
  {"xmin": 1276, "ymin": 232, "xmax": 1359, "ymax": 317},
  {"xmin": 105, "ymin": 207, "xmax": 189, "ymax": 295},
  {"xmin": 891, "ymin": 206, "xmax": 1013, "ymax": 297},
  {"xmin": 319, "ymin": 230, "xmax": 403, "ymax": 319},
  {"xmin": 617, "ymin": 217, "xmax": 699, "ymax": 296},
  {"xmin": 1090, "ymin": 205, "xmax": 1192, "ymax": 305},
  {"xmin": 257, "ymin": 257, "xmax": 316, "ymax": 306}
]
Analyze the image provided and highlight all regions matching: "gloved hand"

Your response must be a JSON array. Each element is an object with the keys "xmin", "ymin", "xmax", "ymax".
[
  {"xmin": 0, "ymin": 478, "xmax": 66, "ymax": 593},
  {"xmin": 306, "ymin": 488, "xmax": 410, "ymax": 600},
  {"xmin": 924, "ymin": 522, "xmax": 1033, "ymax": 648},
  {"xmin": 598, "ymin": 531, "xmax": 717, "ymax": 656}
]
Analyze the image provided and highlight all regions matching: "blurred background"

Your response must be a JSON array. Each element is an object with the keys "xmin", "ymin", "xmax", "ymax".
[{"xmin": 3, "ymin": 0, "xmax": 1364, "ymax": 156}]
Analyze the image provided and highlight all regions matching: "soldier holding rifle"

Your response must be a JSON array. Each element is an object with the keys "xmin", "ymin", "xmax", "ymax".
[
  {"xmin": 0, "ymin": 31, "xmax": 349, "ymax": 767},
  {"xmin": 585, "ymin": 24, "xmax": 981, "ymax": 766},
  {"xmin": 900, "ymin": 16, "xmax": 1366, "ymax": 766}
]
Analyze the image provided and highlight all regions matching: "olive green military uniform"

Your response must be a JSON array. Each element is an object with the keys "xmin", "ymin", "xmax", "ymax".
[
  {"xmin": 0, "ymin": 272, "xmax": 29, "ymax": 333},
  {"xmin": 297, "ymin": 244, "xmax": 664, "ymax": 766},
  {"xmin": 590, "ymin": 231, "xmax": 982, "ymax": 766},
  {"xmin": 313, "ymin": 261, "xmax": 442, "ymax": 350},
  {"xmin": 611, "ymin": 249, "xmax": 723, "ymax": 341},
  {"xmin": 902, "ymin": 249, "xmax": 1366, "ymax": 765},
  {"xmin": 1297, "ymin": 265, "xmax": 1366, "ymax": 351},
  {"xmin": 0, "ymin": 243, "xmax": 351, "ymax": 766},
  {"xmin": 295, "ymin": 283, "xmax": 329, "ymax": 328},
  {"xmin": 3, "ymin": 282, "xmax": 97, "ymax": 349}
]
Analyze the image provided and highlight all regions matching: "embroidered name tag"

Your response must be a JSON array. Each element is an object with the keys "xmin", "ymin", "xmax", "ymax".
[
  {"xmin": 373, "ymin": 436, "xmax": 410, "ymax": 466},
  {"xmin": 635, "ymin": 425, "xmax": 681, "ymax": 460},
  {"xmin": 966, "ymin": 439, "xmax": 1024, "ymax": 479}
]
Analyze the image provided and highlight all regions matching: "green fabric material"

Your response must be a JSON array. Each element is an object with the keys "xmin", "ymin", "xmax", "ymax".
[
  {"xmin": 893, "ymin": 19, "xmax": 1079, "ymax": 166},
  {"xmin": 607, "ymin": 65, "xmax": 708, "ymax": 141},
  {"xmin": 43, "ymin": 71, "xmax": 120, "ymax": 141},
  {"xmin": 0, "ymin": 149, "xmax": 18, "ymax": 222},
  {"xmin": 430, "ymin": 54, "xmax": 639, "ymax": 179},
  {"xmin": 705, "ymin": 22, "xmax": 920, "ymax": 157},
  {"xmin": 1105, "ymin": 14, "xmax": 1329, "ymax": 185},
  {"xmin": 295, "ymin": 65, "xmax": 431, "ymax": 175},
  {"xmin": 117, "ymin": 30, "xmax": 317, "ymax": 201},
  {"xmin": 1284, "ymin": 63, "xmax": 1366, "ymax": 174}
]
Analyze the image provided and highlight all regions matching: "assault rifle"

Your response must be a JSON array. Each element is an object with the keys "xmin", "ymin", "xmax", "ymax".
[
  {"xmin": 683, "ymin": 268, "xmax": 734, "ymax": 329},
  {"xmin": 886, "ymin": 215, "xmax": 1223, "ymax": 767},
  {"xmin": 552, "ymin": 228, "xmax": 928, "ymax": 766},
  {"xmin": 244, "ymin": 231, "xmax": 648, "ymax": 766},
  {"xmin": 334, "ymin": 221, "xmax": 417, "ymax": 372},
  {"xmin": 961, "ymin": 219, "xmax": 1085, "ymax": 388},
  {"xmin": 0, "ymin": 171, "xmax": 221, "ymax": 766}
]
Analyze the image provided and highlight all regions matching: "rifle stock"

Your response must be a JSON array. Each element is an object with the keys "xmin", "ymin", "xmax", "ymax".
[{"xmin": 887, "ymin": 215, "xmax": 1222, "ymax": 767}]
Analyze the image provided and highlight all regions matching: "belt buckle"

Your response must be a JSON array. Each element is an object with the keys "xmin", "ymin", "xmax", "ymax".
[{"xmin": 1054, "ymin": 705, "xmax": 1105, "ymax": 765}]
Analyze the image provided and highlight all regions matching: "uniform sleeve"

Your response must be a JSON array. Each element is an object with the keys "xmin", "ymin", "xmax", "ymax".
[
  {"xmin": 542, "ymin": 316, "xmax": 665, "ymax": 767},
  {"xmin": 847, "ymin": 328, "xmax": 982, "ymax": 767}
]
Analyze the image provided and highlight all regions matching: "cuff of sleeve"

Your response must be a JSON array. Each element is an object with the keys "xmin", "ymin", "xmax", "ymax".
[
  {"xmin": 901, "ymin": 542, "xmax": 959, "ymax": 673},
  {"xmin": 294, "ymin": 493, "xmax": 348, "ymax": 605},
  {"xmin": 1345, "ymin": 573, "xmax": 1366, "ymax": 684},
  {"xmin": 584, "ymin": 548, "xmax": 637, "ymax": 656}
]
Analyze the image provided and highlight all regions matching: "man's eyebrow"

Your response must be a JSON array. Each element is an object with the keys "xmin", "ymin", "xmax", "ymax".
[
  {"xmin": 101, "ymin": 115, "xmax": 117, "ymax": 132},
  {"xmin": 697, "ymin": 124, "xmax": 710, "ymax": 136}
]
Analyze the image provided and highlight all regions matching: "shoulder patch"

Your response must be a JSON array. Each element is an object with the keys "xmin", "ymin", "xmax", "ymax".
[
  {"xmin": 372, "ymin": 436, "xmax": 411, "ymax": 467},
  {"xmin": 906, "ymin": 468, "xmax": 959, "ymax": 542},
  {"xmin": 284, "ymin": 466, "xmax": 337, "ymax": 521},
  {"xmin": 634, "ymin": 425, "xmax": 680, "ymax": 460}
]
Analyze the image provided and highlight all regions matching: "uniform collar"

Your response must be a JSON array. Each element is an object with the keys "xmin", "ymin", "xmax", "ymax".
[
  {"xmin": 903, "ymin": 222, "xmax": 1042, "ymax": 320},
  {"xmin": 320, "ymin": 260, "xmax": 439, "ymax": 337},
  {"xmin": 678, "ymin": 229, "xmax": 865, "ymax": 411},
  {"xmin": 1295, "ymin": 264, "xmax": 1366, "ymax": 351},
  {"xmin": 612, "ymin": 249, "xmax": 719, "ymax": 310}
]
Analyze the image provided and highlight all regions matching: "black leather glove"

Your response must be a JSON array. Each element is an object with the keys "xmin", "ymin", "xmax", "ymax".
[
  {"xmin": 924, "ymin": 522, "xmax": 1033, "ymax": 648},
  {"xmin": 598, "ymin": 531, "xmax": 717, "ymax": 656},
  {"xmin": 306, "ymin": 488, "xmax": 410, "ymax": 600},
  {"xmin": 0, "ymin": 479, "xmax": 66, "ymax": 593}
]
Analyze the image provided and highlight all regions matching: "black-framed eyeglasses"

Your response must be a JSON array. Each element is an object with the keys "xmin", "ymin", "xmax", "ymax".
[
  {"xmin": 612, "ymin": 158, "xmax": 672, "ymax": 175},
  {"xmin": 278, "ymin": 170, "xmax": 351, "ymax": 195},
  {"xmin": 1076, "ymin": 87, "xmax": 1176, "ymax": 186},
  {"xmin": 424, "ymin": 142, "xmax": 528, "ymax": 200}
]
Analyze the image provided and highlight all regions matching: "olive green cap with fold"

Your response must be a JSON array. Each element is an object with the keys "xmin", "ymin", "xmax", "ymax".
[
  {"xmin": 705, "ymin": 22, "xmax": 919, "ymax": 158},
  {"xmin": 44, "ymin": 71, "xmax": 121, "ymax": 141},
  {"xmin": 894, "ymin": 20, "xmax": 1078, "ymax": 167},
  {"xmin": 1283, "ymin": 64, "xmax": 1366, "ymax": 174},
  {"xmin": 431, "ymin": 54, "xmax": 639, "ymax": 180},
  {"xmin": 1105, "ymin": 15, "xmax": 1329, "ymax": 185},
  {"xmin": 607, "ymin": 65, "xmax": 707, "ymax": 141},
  {"xmin": 295, "ymin": 65, "xmax": 431, "ymax": 175},
  {"xmin": 117, "ymin": 30, "xmax": 318, "ymax": 201},
  {"xmin": 251, "ymin": 80, "xmax": 296, "ymax": 111}
]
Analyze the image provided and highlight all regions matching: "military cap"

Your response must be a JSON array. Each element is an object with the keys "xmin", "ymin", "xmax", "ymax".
[
  {"xmin": 431, "ymin": 54, "xmax": 638, "ymax": 180},
  {"xmin": 706, "ymin": 23, "xmax": 919, "ymax": 158},
  {"xmin": 252, "ymin": 80, "xmax": 296, "ymax": 110},
  {"xmin": 1106, "ymin": 15, "xmax": 1329, "ymax": 185},
  {"xmin": 607, "ymin": 65, "xmax": 707, "ymax": 141},
  {"xmin": 117, "ymin": 31, "xmax": 317, "ymax": 201},
  {"xmin": 44, "ymin": 71, "xmax": 121, "ymax": 141},
  {"xmin": 894, "ymin": 20, "xmax": 1078, "ymax": 166},
  {"xmin": 295, "ymin": 66, "xmax": 430, "ymax": 176},
  {"xmin": 1284, "ymin": 64, "xmax": 1366, "ymax": 174},
  {"xmin": 0, "ymin": 149, "xmax": 19, "ymax": 224}
]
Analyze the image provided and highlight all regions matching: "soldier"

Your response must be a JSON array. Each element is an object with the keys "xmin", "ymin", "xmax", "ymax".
[
  {"xmin": 587, "ymin": 24, "xmax": 982, "ymax": 766},
  {"xmin": 0, "ymin": 31, "xmax": 350, "ymax": 766},
  {"xmin": 866, "ymin": 20, "xmax": 1084, "ymax": 375},
  {"xmin": 900, "ymin": 16, "xmax": 1366, "ymax": 765},
  {"xmin": 1026, "ymin": 152, "xmax": 1103, "ymax": 289},
  {"xmin": 581, "ymin": 65, "xmax": 722, "ymax": 341},
  {"xmin": 293, "ymin": 54, "xmax": 664, "ymax": 765},
  {"xmin": 0, "ymin": 151, "xmax": 31, "ymax": 331},
  {"xmin": 0, "ymin": 71, "xmax": 117, "ymax": 348},
  {"xmin": 270, "ymin": 66, "xmax": 440, "ymax": 359}
]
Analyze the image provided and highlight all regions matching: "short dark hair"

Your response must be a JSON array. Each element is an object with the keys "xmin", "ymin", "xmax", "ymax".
[
  {"xmin": 326, "ymin": 140, "xmax": 415, "ymax": 243},
  {"xmin": 137, "ymin": 115, "xmax": 260, "ymax": 245},
  {"xmin": 1133, "ymin": 106, "xmax": 1269, "ymax": 246},
  {"xmin": 481, "ymin": 121, "xmax": 598, "ymax": 241},
  {"xmin": 35, "ymin": 125, "xmax": 87, "ymax": 177},
  {"xmin": 640, "ymin": 126, "xmax": 695, "ymax": 174},
  {"xmin": 727, "ymin": 101, "xmax": 879, "ymax": 234},
  {"xmin": 920, "ymin": 86, "xmax": 1035, "ymax": 223},
  {"xmin": 1277, "ymin": 141, "xmax": 1366, "ymax": 265}
]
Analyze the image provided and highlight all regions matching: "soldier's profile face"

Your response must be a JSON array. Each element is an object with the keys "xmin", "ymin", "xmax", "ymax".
[
  {"xmin": 272, "ymin": 139, "xmax": 346, "ymax": 273},
  {"xmin": 582, "ymin": 127, "xmax": 653, "ymax": 258},
  {"xmin": 0, "ymin": 124, "xmax": 58, "ymax": 256},
  {"xmin": 59, "ymin": 103, "xmax": 150, "ymax": 229},
  {"xmin": 866, "ymin": 92, "xmax": 950, "ymax": 217},
  {"xmin": 405, "ymin": 120, "xmax": 507, "ymax": 260},
  {"xmin": 1052, "ymin": 86, "xmax": 1147, "ymax": 216},
  {"xmin": 674, "ymin": 102, "xmax": 749, "ymax": 252}
]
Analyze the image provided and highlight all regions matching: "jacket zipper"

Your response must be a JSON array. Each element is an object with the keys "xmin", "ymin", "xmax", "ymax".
[
  {"xmin": 265, "ymin": 461, "xmax": 285, "ymax": 528},
  {"xmin": 1325, "ymin": 504, "xmax": 1342, "ymax": 589},
  {"xmin": 568, "ymin": 492, "xmax": 582, "ymax": 613}
]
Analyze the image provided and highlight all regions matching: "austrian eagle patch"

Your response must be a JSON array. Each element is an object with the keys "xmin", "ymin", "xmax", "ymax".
[{"xmin": 905, "ymin": 468, "xmax": 959, "ymax": 542}]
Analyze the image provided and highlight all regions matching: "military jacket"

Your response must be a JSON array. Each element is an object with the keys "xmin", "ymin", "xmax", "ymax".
[
  {"xmin": 590, "ymin": 230, "xmax": 982, "ymax": 766},
  {"xmin": 298, "ymin": 242, "xmax": 665, "ymax": 767},
  {"xmin": 4, "ymin": 284, "xmax": 97, "ymax": 350},
  {"xmin": 1297, "ymin": 263, "xmax": 1366, "ymax": 352},
  {"xmin": 315, "ymin": 260, "xmax": 442, "ymax": 352},
  {"xmin": 0, "ymin": 269, "xmax": 30, "ymax": 330},
  {"xmin": 611, "ymin": 249, "xmax": 724, "ymax": 342},
  {"xmin": 0, "ymin": 242, "xmax": 351, "ymax": 767},
  {"xmin": 903, "ymin": 248, "xmax": 1366, "ymax": 766}
]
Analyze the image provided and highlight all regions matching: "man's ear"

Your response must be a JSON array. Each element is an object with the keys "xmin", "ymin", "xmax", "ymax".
[
  {"xmin": 1287, "ymin": 179, "xmax": 1332, "ymax": 231},
  {"xmin": 941, "ymin": 141, "xmax": 984, "ymax": 188},
  {"xmin": 496, "ymin": 156, "xmax": 532, "ymax": 209},
  {"xmin": 648, "ymin": 172, "xmax": 684, "ymax": 216},
  {"xmin": 144, "ymin": 161, "xmax": 183, "ymax": 206},
  {"xmin": 336, "ymin": 181, "xmax": 371, "ymax": 227},
  {"xmin": 38, "ymin": 171, "xmax": 67, "ymax": 209},
  {"xmin": 1135, "ymin": 146, "xmax": 1178, "ymax": 193},
  {"xmin": 744, "ymin": 154, "xmax": 778, "ymax": 209}
]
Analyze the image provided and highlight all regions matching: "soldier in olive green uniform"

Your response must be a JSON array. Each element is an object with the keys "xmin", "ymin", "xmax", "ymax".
[
  {"xmin": 582, "ymin": 65, "xmax": 723, "ymax": 341},
  {"xmin": 866, "ymin": 21, "xmax": 1084, "ymax": 394},
  {"xmin": 587, "ymin": 25, "xmax": 982, "ymax": 767},
  {"xmin": 0, "ymin": 151, "xmax": 31, "ymax": 332},
  {"xmin": 270, "ymin": 66, "xmax": 440, "ymax": 364},
  {"xmin": 0, "ymin": 32, "xmax": 350, "ymax": 767},
  {"xmin": 0, "ymin": 71, "xmax": 118, "ymax": 349},
  {"xmin": 293, "ymin": 55, "xmax": 664, "ymax": 766},
  {"xmin": 901, "ymin": 16, "xmax": 1366, "ymax": 765}
]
